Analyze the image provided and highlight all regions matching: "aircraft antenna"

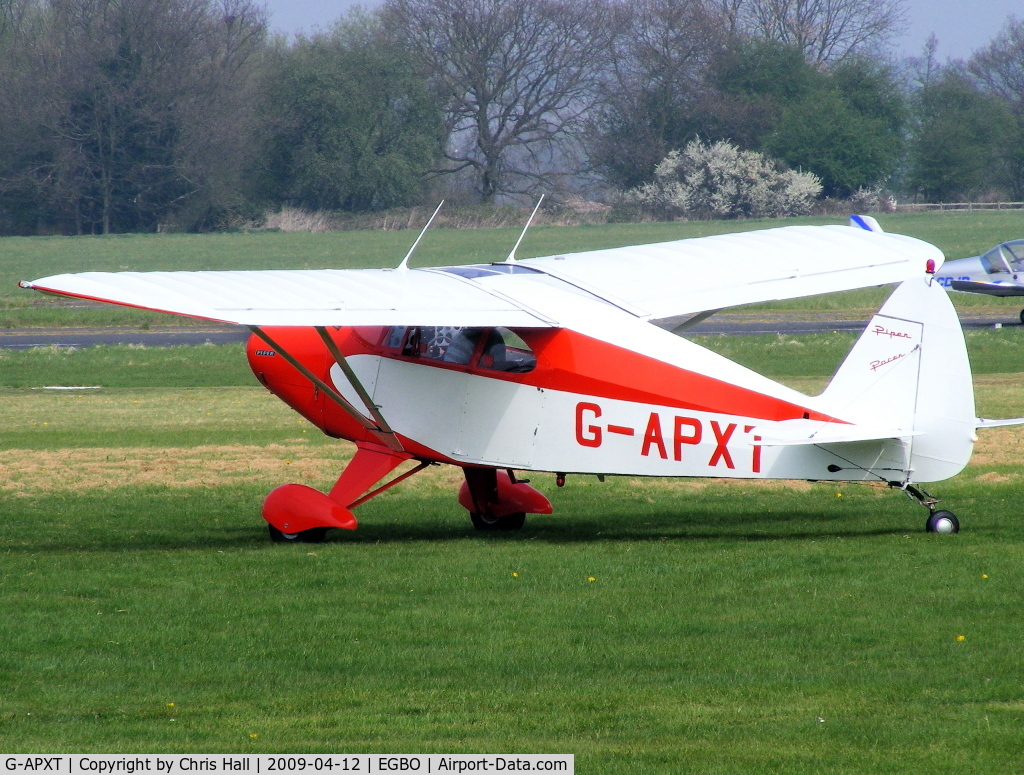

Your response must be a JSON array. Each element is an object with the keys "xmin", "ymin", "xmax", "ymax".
[
  {"xmin": 504, "ymin": 195, "xmax": 544, "ymax": 263},
  {"xmin": 397, "ymin": 200, "xmax": 444, "ymax": 271}
]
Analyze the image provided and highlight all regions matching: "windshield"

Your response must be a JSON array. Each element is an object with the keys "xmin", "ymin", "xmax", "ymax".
[
  {"xmin": 981, "ymin": 240, "xmax": 1024, "ymax": 273},
  {"xmin": 1003, "ymin": 240, "xmax": 1024, "ymax": 269}
]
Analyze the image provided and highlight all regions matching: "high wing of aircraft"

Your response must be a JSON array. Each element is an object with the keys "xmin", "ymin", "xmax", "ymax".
[
  {"xmin": 21, "ymin": 218, "xmax": 1023, "ymax": 539},
  {"xmin": 935, "ymin": 239, "xmax": 1024, "ymax": 323}
]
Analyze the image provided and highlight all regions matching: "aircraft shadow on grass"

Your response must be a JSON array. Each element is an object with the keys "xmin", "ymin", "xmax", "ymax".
[{"xmin": 2, "ymin": 502, "xmax": 913, "ymax": 554}]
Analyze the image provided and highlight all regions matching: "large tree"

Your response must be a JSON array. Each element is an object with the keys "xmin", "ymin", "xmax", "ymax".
[
  {"xmin": 908, "ymin": 70, "xmax": 1013, "ymax": 202},
  {"xmin": 254, "ymin": 14, "xmax": 444, "ymax": 212},
  {"xmin": 698, "ymin": 39, "xmax": 904, "ymax": 195},
  {"xmin": 384, "ymin": 0, "xmax": 612, "ymax": 203},
  {"xmin": 588, "ymin": 0, "xmax": 724, "ymax": 191},
  {"xmin": 0, "ymin": 0, "xmax": 266, "ymax": 235},
  {"xmin": 765, "ymin": 56, "xmax": 905, "ymax": 196},
  {"xmin": 969, "ymin": 16, "xmax": 1024, "ymax": 199}
]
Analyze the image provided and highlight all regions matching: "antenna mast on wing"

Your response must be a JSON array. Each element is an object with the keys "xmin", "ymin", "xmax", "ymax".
[
  {"xmin": 504, "ymin": 195, "xmax": 544, "ymax": 263},
  {"xmin": 397, "ymin": 200, "xmax": 444, "ymax": 271}
]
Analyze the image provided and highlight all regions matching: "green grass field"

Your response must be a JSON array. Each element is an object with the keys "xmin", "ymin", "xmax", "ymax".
[
  {"xmin": 4, "ymin": 210, "xmax": 1024, "ymax": 327},
  {"xmin": 1, "ymin": 332, "xmax": 1023, "ymax": 768},
  {"xmin": 2, "ymin": 216, "xmax": 1024, "ymax": 767}
]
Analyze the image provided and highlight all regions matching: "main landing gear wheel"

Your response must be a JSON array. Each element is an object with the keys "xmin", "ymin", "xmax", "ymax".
[
  {"xmin": 1019, "ymin": 308, "xmax": 1024, "ymax": 325},
  {"xmin": 268, "ymin": 525, "xmax": 328, "ymax": 543},
  {"xmin": 925, "ymin": 510, "xmax": 960, "ymax": 534},
  {"xmin": 470, "ymin": 511, "xmax": 526, "ymax": 531}
]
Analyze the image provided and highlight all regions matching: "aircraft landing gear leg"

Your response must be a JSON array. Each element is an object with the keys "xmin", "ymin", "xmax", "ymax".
[
  {"xmin": 462, "ymin": 468, "xmax": 525, "ymax": 531},
  {"xmin": 890, "ymin": 482, "xmax": 960, "ymax": 534},
  {"xmin": 459, "ymin": 468, "xmax": 552, "ymax": 531},
  {"xmin": 262, "ymin": 443, "xmax": 415, "ymax": 542}
]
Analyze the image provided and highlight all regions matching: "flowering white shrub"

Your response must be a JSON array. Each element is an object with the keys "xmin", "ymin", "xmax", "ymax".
[
  {"xmin": 847, "ymin": 186, "xmax": 897, "ymax": 213},
  {"xmin": 630, "ymin": 139, "xmax": 822, "ymax": 219}
]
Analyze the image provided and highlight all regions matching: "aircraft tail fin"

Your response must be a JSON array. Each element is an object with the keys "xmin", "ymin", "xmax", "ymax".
[{"xmin": 817, "ymin": 275, "xmax": 976, "ymax": 482}]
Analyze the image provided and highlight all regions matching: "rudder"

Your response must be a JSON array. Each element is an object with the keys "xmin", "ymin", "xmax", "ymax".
[{"xmin": 819, "ymin": 276, "xmax": 975, "ymax": 482}]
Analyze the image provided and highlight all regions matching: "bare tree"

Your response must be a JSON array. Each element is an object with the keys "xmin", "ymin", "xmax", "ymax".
[
  {"xmin": 384, "ymin": 0, "xmax": 612, "ymax": 203},
  {"xmin": 969, "ymin": 16, "xmax": 1024, "ymax": 199},
  {"xmin": 970, "ymin": 16, "xmax": 1024, "ymax": 110},
  {"xmin": 0, "ymin": 0, "xmax": 50, "ymax": 234},
  {"xmin": 0, "ymin": 0, "xmax": 34, "ymax": 41},
  {"xmin": 168, "ymin": 0, "xmax": 269, "ymax": 228},
  {"xmin": 710, "ymin": 0, "xmax": 907, "ymax": 64},
  {"xmin": 713, "ymin": 0, "xmax": 745, "ymax": 36},
  {"xmin": 0, "ymin": 0, "xmax": 266, "ymax": 234},
  {"xmin": 589, "ymin": 0, "xmax": 724, "ymax": 189},
  {"xmin": 908, "ymin": 34, "xmax": 942, "ymax": 89}
]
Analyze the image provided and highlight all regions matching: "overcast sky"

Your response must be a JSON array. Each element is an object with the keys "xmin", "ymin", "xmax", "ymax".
[{"xmin": 263, "ymin": 0, "xmax": 1021, "ymax": 62}]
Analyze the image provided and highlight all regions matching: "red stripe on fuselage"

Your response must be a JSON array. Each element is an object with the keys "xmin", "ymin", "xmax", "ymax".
[{"xmin": 520, "ymin": 329, "xmax": 838, "ymax": 424}]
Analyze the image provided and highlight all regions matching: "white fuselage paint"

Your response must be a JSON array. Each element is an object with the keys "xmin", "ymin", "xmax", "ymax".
[{"xmin": 331, "ymin": 352, "xmax": 916, "ymax": 482}]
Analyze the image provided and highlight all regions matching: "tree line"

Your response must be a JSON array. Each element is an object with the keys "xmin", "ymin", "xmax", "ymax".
[{"xmin": 0, "ymin": 0, "xmax": 1022, "ymax": 235}]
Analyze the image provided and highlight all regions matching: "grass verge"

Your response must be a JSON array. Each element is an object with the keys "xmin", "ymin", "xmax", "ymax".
[{"xmin": 0, "ymin": 344, "xmax": 254, "ymax": 388}]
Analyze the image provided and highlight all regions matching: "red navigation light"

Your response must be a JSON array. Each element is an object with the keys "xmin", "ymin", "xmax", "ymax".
[{"xmin": 926, "ymin": 259, "xmax": 936, "ymax": 274}]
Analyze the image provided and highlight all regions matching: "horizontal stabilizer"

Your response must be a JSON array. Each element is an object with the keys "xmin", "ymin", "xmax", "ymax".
[
  {"xmin": 753, "ymin": 418, "xmax": 922, "ymax": 447},
  {"xmin": 976, "ymin": 417, "xmax": 1024, "ymax": 429}
]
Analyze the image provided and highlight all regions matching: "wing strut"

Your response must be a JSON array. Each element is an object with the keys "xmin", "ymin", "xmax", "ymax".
[
  {"xmin": 248, "ymin": 325, "xmax": 404, "ymax": 453},
  {"xmin": 663, "ymin": 308, "xmax": 723, "ymax": 334},
  {"xmin": 313, "ymin": 326, "xmax": 399, "ymax": 441}
]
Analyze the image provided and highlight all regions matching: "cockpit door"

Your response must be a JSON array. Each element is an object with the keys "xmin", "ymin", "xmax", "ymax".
[
  {"xmin": 371, "ymin": 357, "xmax": 468, "ymax": 457},
  {"xmin": 455, "ymin": 376, "xmax": 545, "ymax": 467}
]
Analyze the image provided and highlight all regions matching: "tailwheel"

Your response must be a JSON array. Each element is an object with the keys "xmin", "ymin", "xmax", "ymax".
[
  {"xmin": 891, "ymin": 482, "xmax": 959, "ymax": 533},
  {"xmin": 268, "ymin": 525, "xmax": 328, "ymax": 543},
  {"xmin": 925, "ymin": 510, "xmax": 960, "ymax": 534},
  {"xmin": 470, "ymin": 511, "xmax": 526, "ymax": 532}
]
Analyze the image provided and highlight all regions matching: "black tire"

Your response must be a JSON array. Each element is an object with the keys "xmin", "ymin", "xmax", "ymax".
[
  {"xmin": 470, "ymin": 511, "xmax": 526, "ymax": 531},
  {"xmin": 925, "ymin": 510, "xmax": 960, "ymax": 534},
  {"xmin": 268, "ymin": 525, "xmax": 328, "ymax": 543},
  {"xmin": 1019, "ymin": 308, "xmax": 1024, "ymax": 325}
]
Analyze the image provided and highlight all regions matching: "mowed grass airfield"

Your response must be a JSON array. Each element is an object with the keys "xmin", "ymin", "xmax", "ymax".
[{"xmin": 2, "ymin": 212, "xmax": 1024, "ymax": 769}]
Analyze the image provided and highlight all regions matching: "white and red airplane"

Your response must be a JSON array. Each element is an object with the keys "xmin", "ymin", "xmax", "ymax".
[{"xmin": 21, "ymin": 215, "xmax": 1021, "ymax": 539}]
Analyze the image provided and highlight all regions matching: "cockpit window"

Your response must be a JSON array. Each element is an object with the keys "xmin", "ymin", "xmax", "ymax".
[
  {"xmin": 383, "ymin": 325, "xmax": 536, "ymax": 373},
  {"xmin": 384, "ymin": 326, "xmax": 482, "ymax": 364},
  {"xmin": 395, "ymin": 326, "xmax": 482, "ymax": 363},
  {"xmin": 1003, "ymin": 240, "xmax": 1024, "ymax": 268},
  {"xmin": 432, "ymin": 327, "xmax": 483, "ymax": 364},
  {"xmin": 477, "ymin": 327, "xmax": 537, "ymax": 373},
  {"xmin": 981, "ymin": 241, "xmax": 1024, "ymax": 273},
  {"xmin": 384, "ymin": 326, "xmax": 406, "ymax": 349}
]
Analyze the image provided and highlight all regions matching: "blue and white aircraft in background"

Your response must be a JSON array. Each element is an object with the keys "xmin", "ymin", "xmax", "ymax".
[{"xmin": 935, "ymin": 239, "xmax": 1024, "ymax": 324}]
